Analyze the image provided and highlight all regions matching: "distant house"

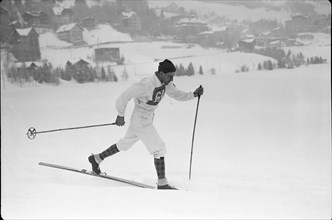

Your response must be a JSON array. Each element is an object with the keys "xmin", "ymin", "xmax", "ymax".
[
  {"xmin": 254, "ymin": 37, "xmax": 289, "ymax": 48},
  {"xmin": 212, "ymin": 26, "xmax": 228, "ymax": 42},
  {"xmin": 198, "ymin": 26, "xmax": 228, "ymax": 47},
  {"xmin": 73, "ymin": 59, "xmax": 90, "ymax": 70},
  {"xmin": 198, "ymin": 31, "xmax": 217, "ymax": 46},
  {"xmin": 9, "ymin": 20, "xmax": 29, "ymax": 29},
  {"xmin": 81, "ymin": 16, "xmax": 95, "ymax": 29},
  {"xmin": 0, "ymin": 6, "xmax": 11, "ymax": 44},
  {"xmin": 53, "ymin": 8, "xmax": 74, "ymax": 27},
  {"xmin": 66, "ymin": 58, "xmax": 90, "ymax": 72},
  {"xmin": 56, "ymin": 23, "xmax": 84, "ymax": 45},
  {"xmin": 285, "ymin": 15, "xmax": 309, "ymax": 32},
  {"xmin": 170, "ymin": 14, "xmax": 192, "ymax": 24},
  {"xmin": 284, "ymin": 14, "xmax": 329, "ymax": 32},
  {"xmin": 11, "ymin": 27, "xmax": 41, "ymax": 62},
  {"xmin": 175, "ymin": 18, "xmax": 209, "ymax": 40},
  {"xmin": 312, "ymin": 14, "xmax": 331, "ymax": 32},
  {"xmin": 14, "ymin": 61, "xmax": 42, "ymax": 69},
  {"xmin": 22, "ymin": 11, "xmax": 51, "ymax": 28},
  {"xmin": 95, "ymin": 47, "xmax": 121, "ymax": 63},
  {"xmin": 238, "ymin": 39, "xmax": 256, "ymax": 51},
  {"xmin": 121, "ymin": 10, "xmax": 141, "ymax": 31}
]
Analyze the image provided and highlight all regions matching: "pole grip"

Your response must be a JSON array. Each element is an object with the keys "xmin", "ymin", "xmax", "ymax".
[{"xmin": 197, "ymin": 85, "xmax": 203, "ymax": 98}]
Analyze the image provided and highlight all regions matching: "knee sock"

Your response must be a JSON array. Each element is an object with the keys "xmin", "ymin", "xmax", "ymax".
[
  {"xmin": 154, "ymin": 157, "xmax": 168, "ymax": 185},
  {"xmin": 99, "ymin": 144, "xmax": 119, "ymax": 160}
]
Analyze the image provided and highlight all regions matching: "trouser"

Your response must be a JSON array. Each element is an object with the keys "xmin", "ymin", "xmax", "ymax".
[{"xmin": 116, "ymin": 108, "xmax": 167, "ymax": 158}]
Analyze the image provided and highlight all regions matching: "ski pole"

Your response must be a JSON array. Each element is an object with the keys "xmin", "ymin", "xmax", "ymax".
[
  {"xmin": 189, "ymin": 85, "xmax": 202, "ymax": 180},
  {"xmin": 26, "ymin": 122, "xmax": 116, "ymax": 140}
]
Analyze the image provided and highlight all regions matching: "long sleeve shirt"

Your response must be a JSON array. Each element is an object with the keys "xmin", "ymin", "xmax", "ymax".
[{"xmin": 116, "ymin": 74, "xmax": 195, "ymax": 116}]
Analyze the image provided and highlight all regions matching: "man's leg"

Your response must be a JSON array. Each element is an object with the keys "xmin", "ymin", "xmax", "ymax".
[
  {"xmin": 88, "ymin": 144, "xmax": 119, "ymax": 175},
  {"xmin": 154, "ymin": 157, "xmax": 167, "ymax": 185},
  {"xmin": 88, "ymin": 126, "xmax": 138, "ymax": 174},
  {"xmin": 134, "ymin": 124, "xmax": 176, "ymax": 189},
  {"xmin": 153, "ymin": 156, "xmax": 177, "ymax": 189}
]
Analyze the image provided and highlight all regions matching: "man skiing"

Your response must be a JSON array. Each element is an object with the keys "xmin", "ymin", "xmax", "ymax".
[{"xmin": 88, "ymin": 59, "xmax": 204, "ymax": 190}]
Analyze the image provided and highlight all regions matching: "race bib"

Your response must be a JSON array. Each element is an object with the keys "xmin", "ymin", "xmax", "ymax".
[{"xmin": 146, "ymin": 85, "xmax": 166, "ymax": 106}]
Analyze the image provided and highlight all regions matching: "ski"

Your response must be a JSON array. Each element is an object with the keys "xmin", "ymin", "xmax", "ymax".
[{"xmin": 39, "ymin": 162, "xmax": 155, "ymax": 189}]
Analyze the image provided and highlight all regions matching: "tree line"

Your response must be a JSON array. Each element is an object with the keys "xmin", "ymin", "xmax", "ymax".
[
  {"xmin": 254, "ymin": 48, "xmax": 326, "ymax": 71},
  {"xmin": 6, "ymin": 61, "xmax": 125, "ymax": 86},
  {"xmin": 236, "ymin": 48, "xmax": 327, "ymax": 73},
  {"xmin": 175, "ymin": 62, "xmax": 204, "ymax": 76},
  {"xmin": 5, "ymin": 60, "xmax": 208, "ymax": 86}
]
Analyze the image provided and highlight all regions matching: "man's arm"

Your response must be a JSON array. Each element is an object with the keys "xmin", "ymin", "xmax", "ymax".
[
  {"xmin": 115, "ymin": 82, "xmax": 146, "ymax": 117},
  {"xmin": 165, "ymin": 82, "xmax": 195, "ymax": 101}
]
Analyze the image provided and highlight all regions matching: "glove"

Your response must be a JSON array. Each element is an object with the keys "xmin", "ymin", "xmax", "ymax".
[
  {"xmin": 115, "ymin": 115, "xmax": 125, "ymax": 126},
  {"xmin": 194, "ymin": 85, "xmax": 204, "ymax": 97}
]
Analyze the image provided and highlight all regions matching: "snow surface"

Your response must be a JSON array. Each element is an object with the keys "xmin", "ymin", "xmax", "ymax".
[
  {"xmin": 1, "ymin": 3, "xmax": 331, "ymax": 218},
  {"xmin": 82, "ymin": 24, "xmax": 133, "ymax": 45},
  {"xmin": 39, "ymin": 32, "xmax": 74, "ymax": 48},
  {"xmin": 39, "ymin": 24, "xmax": 133, "ymax": 49},
  {"xmin": 1, "ymin": 63, "xmax": 331, "ymax": 219}
]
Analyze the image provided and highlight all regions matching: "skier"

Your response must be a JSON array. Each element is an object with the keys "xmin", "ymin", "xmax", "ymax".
[{"xmin": 88, "ymin": 59, "xmax": 204, "ymax": 190}]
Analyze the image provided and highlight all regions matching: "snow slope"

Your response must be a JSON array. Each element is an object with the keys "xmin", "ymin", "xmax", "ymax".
[
  {"xmin": 1, "ymin": 63, "xmax": 331, "ymax": 219},
  {"xmin": 40, "ymin": 40, "xmax": 279, "ymax": 79},
  {"xmin": 149, "ymin": 0, "xmax": 291, "ymax": 23},
  {"xmin": 148, "ymin": 0, "xmax": 331, "ymax": 23},
  {"xmin": 39, "ymin": 24, "xmax": 133, "ymax": 49},
  {"xmin": 37, "ymin": 21, "xmax": 330, "ymax": 81},
  {"xmin": 82, "ymin": 24, "xmax": 133, "ymax": 45}
]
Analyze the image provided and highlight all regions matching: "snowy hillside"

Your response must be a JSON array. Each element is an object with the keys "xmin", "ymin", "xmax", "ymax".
[
  {"xmin": 37, "ymin": 22, "xmax": 330, "ymax": 81},
  {"xmin": 38, "ymin": 21, "xmax": 280, "ymax": 77},
  {"xmin": 149, "ymin": 0, "xmax": 287, "ymax": 23},
  {"xmin": 149, "ymin": 0, "xmax": 331, "ymax": 23},
  {"xmin": 39, "ymin": 24, "xmax": 133, "ymax": 49},
  {"xmin": 82, "ymin": 24, "xmax": 133, "ymax": 45},
  {"xmin": 2, "ymin": 63, "xmax": 331, "ymax": 219},
  {"xmin": 40, "ymin": 39, "xmax": 282, "ymax": 79}
]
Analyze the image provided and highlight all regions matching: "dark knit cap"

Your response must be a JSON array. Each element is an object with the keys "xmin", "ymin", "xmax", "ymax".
[{"xmin": 158, "ymin": 59, "xmax": 176, "ymax": 73}]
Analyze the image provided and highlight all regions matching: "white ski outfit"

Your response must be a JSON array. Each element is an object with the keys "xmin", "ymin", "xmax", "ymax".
[{"xmin": 115, "ymin": 74, "xmax": 195, "ymax": 158}]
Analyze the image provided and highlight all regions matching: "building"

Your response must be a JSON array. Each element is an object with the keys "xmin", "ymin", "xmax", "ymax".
[
  {"xmin": 255, "ymin": 36, "xmax": 291, "ymax": 48},
  {"xmin": 22, "ymin": 11, "xmax": 51, "ymax": 28},
  {"xmin": 312, "ymin": 14, "xmax": 331, "ymax": 32},
  {"xmin": 11, "ymin": 27, "xmax": 41, "ymax": 62},
  {"xmin": 95, "ymin": 47, "xmax": 121, "ymax": 63},
  {"xmin": 73, "ymin": 59, "xmax": 90, "ymax": 70},
  {"xmin": 175, "ymin": 18, "xmax": 209, "ymax": 40},
  {"xmin": 0, "ymin": 6, "xmax": 11, "ymax": 44},
  {"xmin": 238, "ymin": 39, "xmax": 256, "ymax": 51},
  {"xmin": 81, "ymin": 16, "xmax": 95, "ymax": 29},
  {"xmin": 285, "ymin": 14, "xmax": 330, "ymax": 32},
  {"xmin": 121, "ymin": 10, "xmax": 141, "ymax": 31},
  {"xmin": 56, "ymin": 23, "xmax": 84, "ymax": 45},
  {"xmin": 53, "ymin": 8, "xmax": 74, "ymax": 27},
  {"xmin": 66, "ymin": 58, "xmax": 91, "ymax": 71},
  {"xmin": 211, "ymin": 26, "xmax": 228, "ymax": 42},
  {"xmin": 285, "ymin": 15, "xmax": 311, "ymax": 32}
]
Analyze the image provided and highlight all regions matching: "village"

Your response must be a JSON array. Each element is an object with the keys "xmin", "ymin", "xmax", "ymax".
[{"xmin": 0, "ymin": 0, "xmax": 330, "ymax": 85}]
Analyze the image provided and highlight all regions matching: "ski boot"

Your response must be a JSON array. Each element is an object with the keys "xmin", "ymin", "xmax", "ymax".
[
  {"xmin": 157, "ymin": 184, "xmax": 178, "ymax": 190},
  {"xmin": 88, "ymin": 144, "xmax": 119, "ymax": 175},
  {"xmin": 88, "ymin": 154, "xmax": 102, "ymax": 175}
]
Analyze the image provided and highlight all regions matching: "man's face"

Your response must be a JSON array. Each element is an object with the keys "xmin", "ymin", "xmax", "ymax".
[{"xmin": 162, "ymin": 71, "xmax": 175, "ymax": 85}]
